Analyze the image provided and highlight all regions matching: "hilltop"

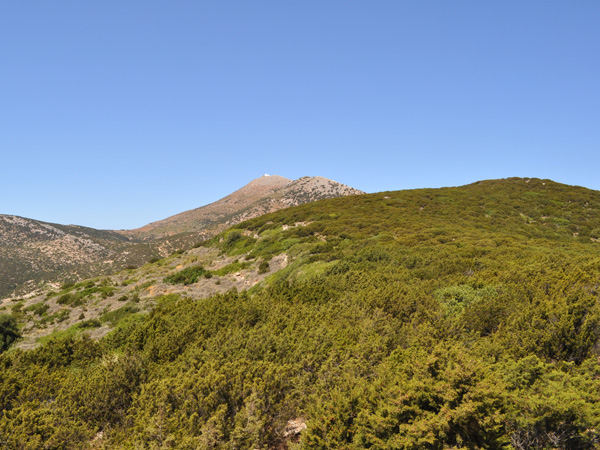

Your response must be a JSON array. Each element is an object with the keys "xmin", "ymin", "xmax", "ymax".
[
  {"xmin": 2, "ymin": 177, "xmax": 600, "ymax": 448},
  {"xmin": 0, "ymin": 175, "xmax": 362, "ymax": 298},
  {"xmin": 127, "ymin": 175, "xmax": 363, "ymax": 239}
]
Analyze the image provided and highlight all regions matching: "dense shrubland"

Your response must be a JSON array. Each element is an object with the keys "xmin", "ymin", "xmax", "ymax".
[{"xmin": 1, "ymin": 178, "xmax": 600, "ymax": 449}]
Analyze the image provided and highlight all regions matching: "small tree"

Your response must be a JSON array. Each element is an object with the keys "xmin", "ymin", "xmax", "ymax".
[
  {"xmin": 258, "ymin": 261, "xmax": 270, "ymax": 274},
  {"xmin": 0, "ymin": 314, "xmax": 20, "ymax": 353}
]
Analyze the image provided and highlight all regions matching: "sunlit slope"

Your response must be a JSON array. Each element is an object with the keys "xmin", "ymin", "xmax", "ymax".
[
  {"xmin": 2, "ymin": 177, "xmax": 600, "ymax": 449},
  {"xmin": 0, "ymin": 175, "xmax": 363, "ymax": 298},
  {"xmin": 128, "ymin": 175, "xmax": 363, "ymax": 239}
]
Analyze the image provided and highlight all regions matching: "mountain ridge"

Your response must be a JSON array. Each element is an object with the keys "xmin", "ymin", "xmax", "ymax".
[
  {"xmin": 126, "ymin": 175, "xmax": 363, "ymax": 239},
  {"xmin": 0, "ymin": 175, "xmax": 363, "ymax": 298}
]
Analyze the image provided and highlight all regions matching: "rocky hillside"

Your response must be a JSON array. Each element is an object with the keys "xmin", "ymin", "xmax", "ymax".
[
  {"xmin": 127, "ymin": 175, "xmax": 364, "ymax": 239},
  {"xmin": 0, "ymin": 175, "xmax": 363, "ymax": 298},
  {"xmin": 0, "ymin": 215, "xmax": 166, "ymax": 298}
]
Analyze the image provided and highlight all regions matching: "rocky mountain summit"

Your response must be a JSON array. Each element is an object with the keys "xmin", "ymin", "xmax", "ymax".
[
  {"xmin": 128, "ymin": 175, "xmax": 363, "ymax": 239},
  {"xmin": 0, "ymin": 175, "xmax": 363, "ymax": 298}
]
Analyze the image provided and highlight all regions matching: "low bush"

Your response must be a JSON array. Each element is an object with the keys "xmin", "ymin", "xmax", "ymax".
[{"xmin": 164, "ymin": 265, "xmax": 209, "ymax": 285}]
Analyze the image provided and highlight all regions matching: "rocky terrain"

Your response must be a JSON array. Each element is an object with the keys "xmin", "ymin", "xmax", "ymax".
[
  {"xmin": 0, "ymin": 175, "xmax": 363, "ymax": 298},
  {"xmin": 0, "ymin": 215, "xmax": 155, "ymax": 298},
  {"xmin": 127, "ymin": 175, "xmax": 363, "ymax": 239},
  {"xmin": 1, "ymin": 240, "xmax": 289, "ymax": 349}
]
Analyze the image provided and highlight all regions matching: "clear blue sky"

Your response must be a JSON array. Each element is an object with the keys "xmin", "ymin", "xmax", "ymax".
[{"xmin": 2, "ymin": 1, "xmax": 599, "ymax": 229}]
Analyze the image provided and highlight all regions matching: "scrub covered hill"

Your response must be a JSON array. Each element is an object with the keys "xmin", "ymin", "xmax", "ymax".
[
  {"xmin": 1, "ymin": 177, "xmax": 600, "ymax": 449},
  {"xmin": 0, "ymin": 175, "xmax": 362, "ymax": 298}
]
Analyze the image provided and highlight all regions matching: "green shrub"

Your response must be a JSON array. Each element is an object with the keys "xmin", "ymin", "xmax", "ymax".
[
  {"xmin": 100, "ymin": 304, "xmax": 141, "ymax": 327},
  {"xmin": 221, "ymin": 230, "xmax": 256, "ymax": 253},
  {"xmin": 78, "ymin": 319, "xmax": 101, "ymax": 329},
  {"xmin": 39, "ymin": 309, "xmax": 70, "ymax": 325},
  {"xmin": 24, "ymin": 302, "xmax": 50, "ymax": 317},
  {"xmin": 61, "ymin": 281, "xmax": 75, "ymax": 290},
  {"xmin": 56, "ymin": 285, "xmax": 116, "ymax": 306},
  {"xmin": 75, "ymin": 280, "xmax": 96, "ymax": 289},
  {"xmin": 213, "ymin": 260, "xmax": 250, "ymax": 276},
  {"xmin": 57, "ymin": 292, "xmax": 86, "ymax": 307},
  {"xmin": 434, "ymin": 284, "xmax": 498, "ymax": 317},
  {"xmin": 0, "ymin": 314, "xmax": 20, "ymax": 352},
  {"xmin": 10, "ymin": 301, "xmax": 24, "ymax": 314},
  {"xmin": 164, "ymin": 265, "xmax": 208, "ymax": 285},
  {"xmin": 258, "ymin": 261, "xmax": 270, "ymax": 274}
]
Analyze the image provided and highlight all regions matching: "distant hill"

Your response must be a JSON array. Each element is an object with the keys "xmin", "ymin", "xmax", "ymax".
[
  {"xmin": 126, "ymin": 175, "xmax": 364, "ymax": 239},
  {"xmin": 0, "ymin": 175, "xmax": 363, "ymax": 297},
  {"xmin": 0, "ymin": 215, "xmax": 159, "ymax": 298}
]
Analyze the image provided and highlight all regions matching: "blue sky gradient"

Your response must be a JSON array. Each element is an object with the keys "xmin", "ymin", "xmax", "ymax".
[{"xmin": 2, "ymin": 1, "xmax": 599, "ymax": 229}]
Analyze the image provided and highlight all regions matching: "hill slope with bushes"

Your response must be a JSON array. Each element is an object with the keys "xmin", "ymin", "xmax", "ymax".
[
  {"xmin": 1, "ymin": 177, "xmax": 600, "ymax": 449},
  {"xmin": 0, "ymin": 175, "xmax": 362, "ymax": 298}
]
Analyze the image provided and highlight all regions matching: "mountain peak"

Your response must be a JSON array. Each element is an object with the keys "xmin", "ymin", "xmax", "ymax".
[
  {"xmin": 244, "ymin": 174, "xmax": 291, "ymax": 188},
  {"xmin": 129, "ymin": 175, "xmax": 363, "ymax": 239}
]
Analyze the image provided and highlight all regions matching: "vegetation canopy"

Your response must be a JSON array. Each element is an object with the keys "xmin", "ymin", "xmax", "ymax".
[{"xmin": 1, "ymin": 178, "xmax": 600, "ymax": 449}]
